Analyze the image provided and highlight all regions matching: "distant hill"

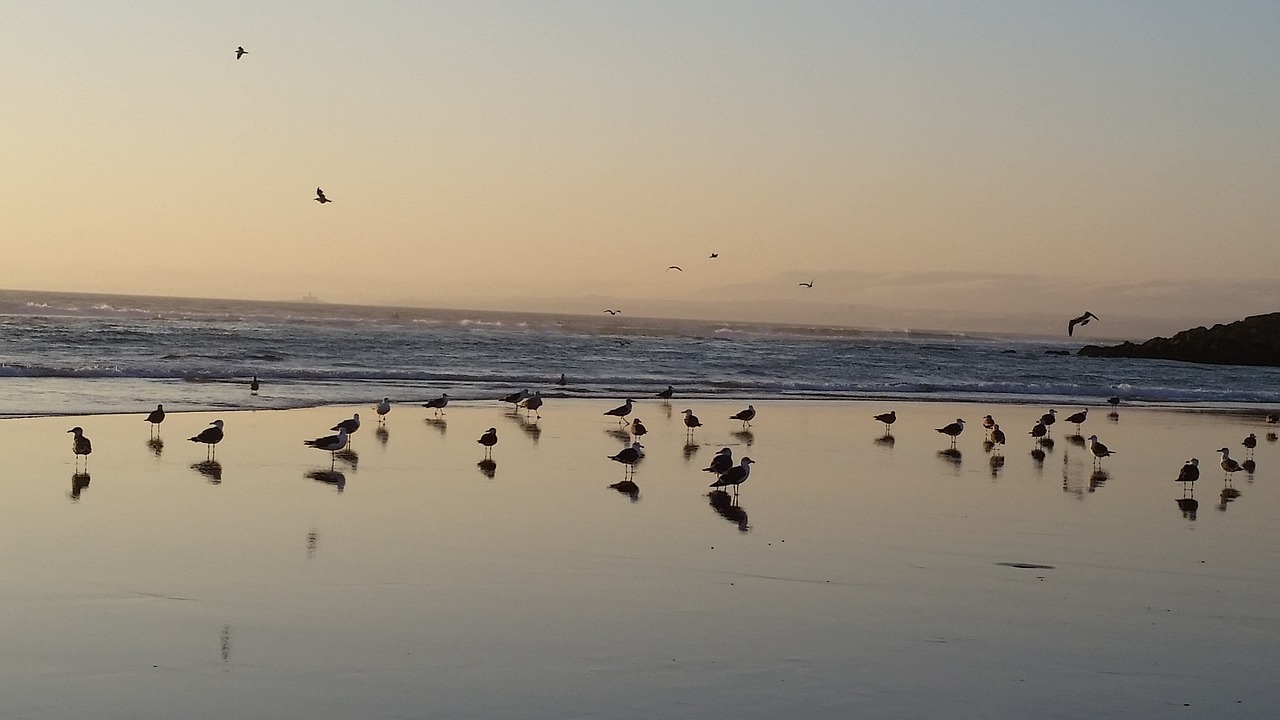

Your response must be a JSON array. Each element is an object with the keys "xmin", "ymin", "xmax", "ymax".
[{"xmin": 1077, "ymin": 313, "xmax": 1280, "ymax": 367}]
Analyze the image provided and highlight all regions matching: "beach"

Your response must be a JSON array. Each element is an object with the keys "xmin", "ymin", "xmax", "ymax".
[{"xmin": 2, "ymin": 398, "xmax": 1278, "ymax": 719}]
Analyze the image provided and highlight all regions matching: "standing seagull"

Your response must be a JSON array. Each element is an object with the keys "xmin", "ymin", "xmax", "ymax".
[
  {"xmin": 656, "ymin": 385, "xmax": 675, "ymax": 400},
  {"xmin": 730, "ymin": 405, "xmax": 755, "ymax": 429},
  {"xmin": 936, "ymin": 418, "xmax": 965, "ymax": 448},
  {"xmin": 630, "ymin": 418, "xmax": 647, "ymax": 439},
  {"xmin": 68, "ymin": 427, "xmax": 92, "ymax": 468},
  {"xmin": 873, "ymin": 410, "xmax": 896, "ymax": 434},
  {"xmin": 604, "ymin": 398, "xmax": 634, "ymax": 424},
  {"xmin": 682, "ymin": 409, "xmax": 703, "ymax": 440},
  {"xmin": 1087, "ymin": 435, "xmax": 1114, "ymax": 468},
  {"xmin": 315, "ymin": 187, "xmax": 332, "ymax": 204},
  {"xmin": 1177, "ymin": 458, "xmax": 1200, "ymax": 488},
  {"xmin": 1039, "ymin": 409, "xmax": 1057, "ymax": 437},
  {"xmin": 304, "ymin": 427, "xmax": 349, "ymax": 465},
  {"xmin": 608, "ymin": 442, "xmax": 644, "ymax": 477},
  {"xmin": 502, "ymin": 389, "xmax": 529, "ymax": 410},
  {"xmin": 1068, "ymin": 312, "xmax": 1099, "ymax": 337},
  {"xmin": 422, "ymin": 393, "xmax": 449, "ymax": 416},
  {"xmin": 1064, "ymin": 409, "xmax": 1088, "ymax": 434},
  {"xmin": 189, "ymin": 420, "xmax": 225, "ymax": 460},
  {"xmin": 1218, "ymin": 447, "xmax": 1244, "ymax": 478},
  {"xmin": 710, "ymin": 457, "xmax": 755, "ymax": 494},
  {"xmin": 145, "ymin": 404, "xmax": 166, "ymax": 437},
  {"xmin": 477, "ymin": 428, "xmax": 498, "ymax": 459},
  {"xmin": 331, "ymin": 413, "xmax": 360, "ymax": 443},
  {"xmin": 1243, "ymin": 433, "xmax": 1258, "ymax": 459},
  {"xmin": 520, "ymin": 391, "xmax": 544, "ymax": 419},
  {"xmin": 375, "ymin": 398, "xmax": 391, "ymax": 423},
  {"xmin": 990, "ymin": 424, "xmax": 1006, "ymax": 455},
  {"xmin": 250, "ymin": 376, "xmax": 260, "ymax": 392},
  {"xmin": 703, "ymin": 447, "xmax": 733, "ymax": 474},
  {"xmin": 235, "ymin": 46, "xmax": 248, "ymax": 59}
]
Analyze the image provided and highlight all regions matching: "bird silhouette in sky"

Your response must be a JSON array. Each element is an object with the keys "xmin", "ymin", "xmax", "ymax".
[
  {"xmin": 798, "ymin": 280, "xmax": 814, "ymax": 288},
  {"xmin": 236, "ymin": 46, "xmax": 248, "ymax": 60},
  {"xmin": 315, "ymin": 187, "xmax": 331, "ymax": 204},
  {"xmin": 1068, "ymin": 311, "xmax": 1099, "ymax": 336},
  {"xmin": 604, "ymin": 309, "xmax": 621, "ymax": 315},
  {"xmin": 667, "ymin": 266, "xmax": 683, "ymax": 272},
  {"xmin": 709, "ymin": 253, "xmax": 718, "ymax": 258}
]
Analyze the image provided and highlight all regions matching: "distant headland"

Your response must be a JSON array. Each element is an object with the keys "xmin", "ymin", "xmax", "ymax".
[{"xmin": 1078, "ymin": 313, "xmax": 1280, "ymax": 367}]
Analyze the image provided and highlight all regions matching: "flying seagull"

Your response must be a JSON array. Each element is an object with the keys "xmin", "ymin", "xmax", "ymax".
[
  {"xmin": 709, "ymin": 253, "xmax": 718, "ymax": 258},
  {"xmin": 235, "ymin": 46, "xmax": 248, "ymax": 60},
  {"xmin": 603, "ymin": 309, "xmax": 621, "ymax": 315},
  {"xmin": 667, "ymin": 266, "xmax": 683, "ymax": 272},
  {"xmin": 798, "ymin": 280, "xmax": 814, "ymax": 288},
  {"xmin": 315, "ymin": 187, "xmax": 332, "ymax": 204},
  {"xmin": 1068, "ymin": 311, "xmax": 1099, "ymax": 337}
]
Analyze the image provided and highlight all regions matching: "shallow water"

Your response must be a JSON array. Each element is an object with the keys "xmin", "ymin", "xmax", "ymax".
[{"xmin": 2, "ymin": 400, "xmax": 1277, "ymax": 719}]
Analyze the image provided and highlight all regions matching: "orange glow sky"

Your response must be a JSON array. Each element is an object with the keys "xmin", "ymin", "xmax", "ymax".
[{"xmin": 3, "ymin": 2, "xmax": 1278, "ymax": 336}]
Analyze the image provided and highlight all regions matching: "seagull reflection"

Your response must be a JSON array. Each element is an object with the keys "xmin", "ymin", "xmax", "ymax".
[
  {"xmin": 609, "ymin": 479, "xmax": 640, "ymax": 501},
  {"xmin": 335, "ymin": 448, "xmax": 359, "ymax": 471},
  {"xmin": 1089, "ymin": 469, "xmax": 1108, "ymax": 492},
  {"xmin": 424, "ymin": 417, "xmax": 447, "ymax": 435},
  {"xmin": 192, "ymin": 460, "xmax": 222, "ymax": 483},
  {"xmin": 989, "ymin": 454, "xmax": 1005, "ymax": 476},
  {"xmin": 874, "ymin": 434, "xmax": 895, "ymax": 448},
  {"xmin": 1218, "ymin": 479, "xmax": 1242, "ymax": 511},
  {"xmin": 605, "ymin": 427, "xmax": 632, "ymax": 443},
  {"xmin": 69, "ymin": 471, "xmax": 91, "ymax": 500},
  {"xmin": 1108, "ymin": 411, "xmax": 1119, "ymax": 422},
  {"xmin": 1066, "ymin": 434, "xmax": 1086, "ymax": 447},
  {"xmin": 307, "ymin": 528, "xmax": 319, "ymax": 559},
  {"xmin": 1176, "ymin": 497, "xmax": 1199, "ymax": 519},
  {"xmin": 375, "ymin": 425, "xmax": 389, "ymax": 446},
  {"xmin": 1268, "ymin": 432, "xmax": 1279, "ymax": 442},
  {"xmin": 683, "ymin": 441, "xmax": 701, "ymax": 461},
  {"xmin": 731, "ymin": 429, "xmax": 755, "ymax": 447},
  {"xmin": 938, "ymin": 448, "xmax": 962, "ymax": 464},
  {"xmin": 1038, "ymin": 438, "xmax": 1055, "ymax": 451},
  {"xmin": 305, "ymin": 469, "xmax": 346, "ymax": 491},
  {"xmin": 477, "ymin": 459, "xmax": 497, "ymax": 478},
  {"xmin": 1031, "ymin": 447, "xmax": 1046, "ymax": 465},
  {"xmin": 146, "ymin": 436, "xmax": 164, "ymax": 457},
  {"xmin": 1243, "ymin": 458, "xmax": 1257, "ymax": 476},
  {"xmin": 221, "ymin": 625, "xmax": 232, "ymax": 664},
  {"xmin": 708, "ymin": 490, "xmax": 749, "ymax": 532},
  {"xmin": 509, "ymin": 413, "xmax": 542, "ymax": 443}
]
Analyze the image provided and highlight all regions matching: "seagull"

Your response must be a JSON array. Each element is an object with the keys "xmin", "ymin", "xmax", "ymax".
[
  {"xmin": 375, "ymin": 398, "xmax": 391, "ymax": 422},
  {"xmin": 936, "ymin": 418, "xmax": 965, "ymax": 447},
  {"xmin": 604, "ymin": 399, "xmax": 634, "ymax": 424},
  {"xmin": 1064, "ymin": 409, "xmax": 1088, "ymax": 433},
  {"xmin": 608, "ymin": 441, "xmax": 644, "ymax": 476},
  {"xmin": 873, "ymin": 410, "xmax": 896, "ymax": 432},
  {"xmin": 304, "ymin": 427, "xmax": 349, "ymax": 459},
  {"xmin": 1029, "ymin": 421, "xmax": 1047, "ymax": 442},
  {"xmin": 68, "ymin": 427, "xmax": 92, "ymax": 466},
  {"xmin": 656, "ymin": 385, "xmax": 675, "ymax": 400},
  {"xmin": 682, "ymin": 409, "xmax": 702, "ymax": 438},
  {"xmin": 703, "ymin": 447, "xmax": 733, "ymax": 474},
  {"xmin": 422, "ymin": 393, "xmax": 449, "ymax": 416},
  {"xmin": 477, "ymin": 428, "xmax": 498, "ymax": 458},
  {"xmin": 667, "ymin": 266, "xmax": 683, "ymax": 272},
  {"xmin": 630, "ymin": 418, "xmax": 647, "ymax": 439},
  {"xmin": 1087, "ymin": 435, "xmax": 1114, "ymax": 466},
  {"xmin": 1267, "ymin": 413, "xmax": 1280, "ymax": 425},
  {"xmin": 709, "ymin": 457, "xmax": 755, "ymax": 492},
  {"xmin": 520, "ymin": 391, "xmax": 543, "ymax": 419},
  {"xmin": 1177, "ymin": 458, "xmax": 1200, "ymax": 486},
  {"xmin": 1243, "ymin": 433, "xmax": 1258, "ymax": 456},
  {"xmin": 556, "ymin": 373, "xmax": 567, "ymax": 386},
  {"xmin": 990, "ymin": 424, "xmax": 1006, "ymax": 454},
  {"xmin": 604, "ymin": 309, "xmax": 621, "ymax": 315},
  {"xmin": 315, "ymin": 187, "xmax": 332, "ymax": 204},
  {"xmin": 1218, "ymin": 447, "xmax": 1244, "ymax": 477},
  {"xmin": 235, "ymin": 46, "xmax": 248, "ymax": 60},
  {"xmin": 1068, "ymin": 311, "xmax": 1099, "ymax": 337},
  {"xmin": 709, "ymin": 253, "xmax": 718, "ymax": 258},
  {"xmin": 331, "ymin": 413, "xmax": 360, "ymax": 440},
  {"xmin": 250, "ymin": 376, "xmax": 260, "ymax": 392},
  {"xmin": 502, "ymin": 389, "xmax": 529, "ymax": 409},
  {"xmin": 798, "ymin": 280, "xmax": 814, "ymax": 288},
  {"xmin": 189, "ymin": 420, "xmax": 225, "ymax": 460},
  {"xmin": 1039, "ymin": 409, "xmax": 1057, "ymax": 437},
  {"xmin": 982, "ymin": 414, "xmax": 996, "ymax": 433},
  {"xmin": 145, "ymin": 404, "xmax": 166, "ymax": 436},
  {"xmin": 730, "ymin": 405, "xmax": 755, "ymax": 428},
  {"xmin": 1108, "ymin": 396, "xmax": 1121, "ymax": 407}
]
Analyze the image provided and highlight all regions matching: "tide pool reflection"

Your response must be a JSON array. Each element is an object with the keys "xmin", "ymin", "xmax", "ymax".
[
  {"xmin": 708, "ymin": 490, "xmax": 749, "ymax": 532},
  {"xmin": 191, "ymin": 461, "xmax": 222, "ymax": 484},
  {"xmin": 609, "ymin": 479, "xmax": 640, "ymax": 501},
  {"xmin": 306, "ymin": 469, "xmax": 346, "ymax": 491},
  {"xmin": 69, "ymin": 471, "xmax": 91, "ymax": 500},
  {"xmin": 477, "ymin": 459, "xmax": 497, "ymax": 478}
]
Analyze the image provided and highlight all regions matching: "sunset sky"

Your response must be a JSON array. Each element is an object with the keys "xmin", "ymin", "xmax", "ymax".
[{"xmin": 3, "ymin": 2, "xmax": 1278, "ymax": 335}]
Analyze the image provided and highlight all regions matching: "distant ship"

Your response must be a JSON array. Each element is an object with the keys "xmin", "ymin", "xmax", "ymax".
[{"xmin": 301, "ymin": 292, "xmax": 322, "ymax": 303}]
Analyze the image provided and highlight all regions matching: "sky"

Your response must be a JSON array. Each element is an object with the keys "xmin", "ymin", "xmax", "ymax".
[{"xmin": 3, "ymin": 1, "xmax": 1278, "ymax": 337}]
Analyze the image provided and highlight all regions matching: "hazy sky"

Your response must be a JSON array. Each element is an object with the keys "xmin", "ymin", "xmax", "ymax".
[{"xmin": 3, "ymin": 2, "xmax": 1278, "ymax": 334}]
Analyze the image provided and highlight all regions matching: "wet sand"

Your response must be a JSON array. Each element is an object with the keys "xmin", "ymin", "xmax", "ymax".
[{"xmin": 2, "ymin": 400, "xmax": 1278, "ymax": 719}]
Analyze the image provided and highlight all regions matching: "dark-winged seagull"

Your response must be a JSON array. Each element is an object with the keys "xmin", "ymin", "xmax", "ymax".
[
  {"xmin": 477, "ymin": 427, "xmax": 498, "ymax": 458},
  {"xmin": 604, "ymin": 309, "xmax": 621, "ymax": 315},
  {"xmin": 936, "ymin": 418, "xmax": 965, "ymax": 448},
  {"xmin": 1068, "ymin": 312, "xmax": 1099, "ymax": 337},
  {"xmin": 332, "ymin": 413, "xmax": 360, "ymax": 439},
  {"xmin": 1029, "ymin": 421, "xmax": 1047, "ymax": 443},
  {"xmin": 609, "ymin": 441, "xmax": 644, "ymax": 476},
  {"xmin": 250, "ymin": 376, "xmax": 260, "ymax": 392},
  {"xmin": 145, "ymin": 404, "xmax": 166, "ymax": 436},
  {"xmin": 189, "ymin": 419, "xmax": 225, "ymax": 460},
  {"xmin": 1064, "ymin": 409, "xmax": 1088, "ymax": 433},
  {"xmin": 315, "ymin": 187, "xmax": 332, "ymax": 204},
  {"xmin": 1243, "ymin": 433, "xmax": 1258, "ymax": 457},
  {"xmin": 1087, "ymin": 435, "xmax": 1113, "ymax": 467},
  {"xmin": 709, "ymin": 457, "xmax": 754, "ymax": 492},
  {"xmin": 375, "ymin": 398, "xmax": 391, "ymax": 422},
  {"xmin": 703, "ymin": 447, "xmax": 733, "ymax": 474},
  {"xmin": 657, "ymin": 385, "xmax": 674, "ymax": 400},
  {"xmin": 68, "ymin": 427, "xmax": 92, "ymax": 467},
  {"xmin": 709, "ymin": 253, "xmax": 718, "ymax": 258},
  {"xmin": 604, "ymin": 399, "xmax": 634, "ymax": 424},
  {"xmin": 520, "ymin": 391, "xmax": 543, "ymax": 419},
  {"xmin": 730, "ymin": 405, "xmax": 755, "ymax": 428},
  {"xmin": 1177, "ymin": 458, "xmax": 1200, "ymax": 487},
  {"xmin": 874, "ymin": 410, "xmax": 896, "ymax": 433},
  {"xmin": 422, "ymin": 393, "xmax": 449, "ymax": 416},
  {"xmin": 305, "ymin": 427, "xmax": 349, "ymax": 463},
  {"xmin": 235, "ymin": 46, "xmax": 247, "ymax": 59},
  {"xmin": 682, "ymin": 409, "xmax": 702, "ymax": 438},
  {"xmin": 630, "ymin": 418, "xmax": 647, "ymax": 439},
  {"xmin": 667, "ymin": 266, "xmax": 683, "ymax": 272},
  {"xmin": 1039, "ymin": 409, "xmax": 1057, "ymax": 437},
  {"xmin": 1218, "ymin": 447, "xmax": 1244, "ymax": 477},
  {"xmin": 982, "ymin": 414, "xmax": 996, "ymax": 435},
  {"xmin": 502, "ymin": 389, "xmax": 529, "ymax": 409},
  {"xmin": 990, "ymin": 424, "xmax": 1006, "ymax": 454},
  {"xmin": 798, "ymin": 280, "xmax": 814, "ymax": 288}
]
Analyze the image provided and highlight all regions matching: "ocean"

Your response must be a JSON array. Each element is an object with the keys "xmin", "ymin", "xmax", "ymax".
[{"xmin": 3, "ymin": 288, "xmax": 1279, "ymax": 418}]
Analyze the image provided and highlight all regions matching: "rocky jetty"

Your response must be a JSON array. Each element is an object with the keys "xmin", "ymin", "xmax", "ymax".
[{"xmin": 1077, "ymin": 313, "xmax": 1280, "ymax": 367}]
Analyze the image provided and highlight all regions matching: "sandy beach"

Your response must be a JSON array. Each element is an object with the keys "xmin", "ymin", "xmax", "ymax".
[{"xmin": 3, "ymin": 399, "xmax": 1278, "ymax": 719}]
